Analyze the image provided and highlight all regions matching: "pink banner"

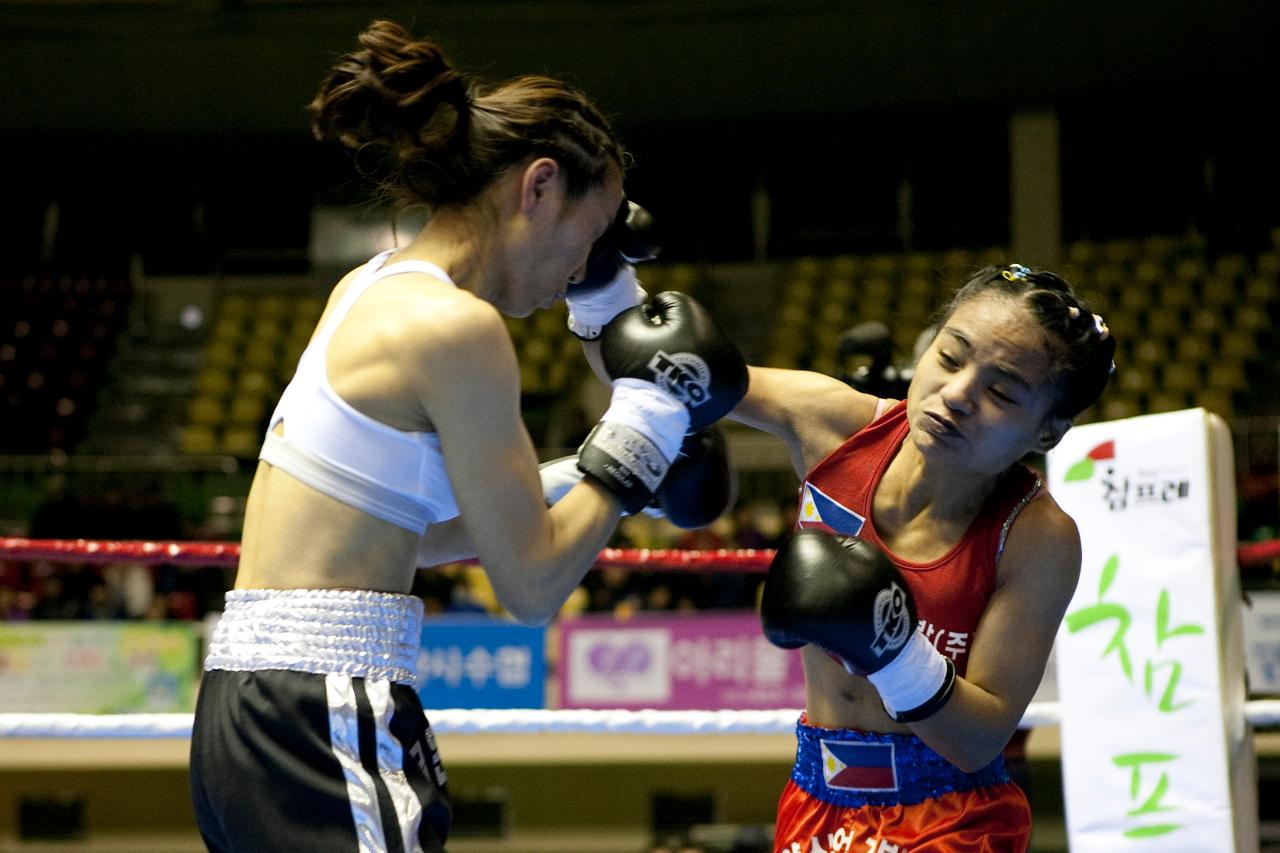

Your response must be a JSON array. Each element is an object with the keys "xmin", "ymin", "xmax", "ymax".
[{"xmin": 558, "ymin": 611, "xmax": 806, "ymax": 710}]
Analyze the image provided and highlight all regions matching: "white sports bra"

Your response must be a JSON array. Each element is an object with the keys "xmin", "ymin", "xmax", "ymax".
[{"xmin": 258, "ymin": 249, "xmax": 461, "ymax": 533}]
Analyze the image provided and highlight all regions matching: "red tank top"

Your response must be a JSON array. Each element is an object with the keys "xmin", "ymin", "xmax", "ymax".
[{"xmin": 795, "ymin": 399, "xmax": 1042, "ymax": 677}]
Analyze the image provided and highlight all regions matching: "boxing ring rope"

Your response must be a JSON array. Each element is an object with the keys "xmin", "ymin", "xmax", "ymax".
[
  {"xmin": 7, "ymin": 536, "xmax": 1280, "ymax": 571},
  {"xmin": 2, "ymin": 537, "xmax": 1279, "ymax": 738},
  {"xmin": 3, "ymin": 703, "xmax": 1280, "ymax": 740}
]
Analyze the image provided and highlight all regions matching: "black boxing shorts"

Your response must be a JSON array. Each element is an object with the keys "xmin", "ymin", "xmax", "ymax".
[{"xmin": 190, "ymin": 589, "xmax": 450, "ymax": 852}]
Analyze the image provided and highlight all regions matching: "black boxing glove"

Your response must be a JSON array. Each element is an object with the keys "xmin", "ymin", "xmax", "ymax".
[
  {"xmin": 600, "ymin": 292, "xmax": 748, "ymax": 431},
  {"xmin": 653, "ymin": 426, "xmax": 737, "ymax": 529},
  {"xmin": 760, "ymin": 529, "xmax": 956, "ymax": 723},
  {"xmin": 566, "ymin": 200, "xmax": 661, "ymax": 340},
  {"xmin": 574, "ymin": 200, "xmax": 661, "ymax": 295}
]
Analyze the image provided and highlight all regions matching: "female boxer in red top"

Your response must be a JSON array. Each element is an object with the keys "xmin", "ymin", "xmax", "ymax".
[{"xmin": 737, "ymin": 264, "xmax": 1116, "ymax": 852}]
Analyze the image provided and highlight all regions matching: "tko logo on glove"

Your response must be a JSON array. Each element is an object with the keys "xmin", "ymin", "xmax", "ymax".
[
  {"xmin": 646, "ymin": 350, "xmax": 711, "ymax": 408},
  {"xmin": 871, "ymin": 582, "xmax": 912, "ymax": 658}
]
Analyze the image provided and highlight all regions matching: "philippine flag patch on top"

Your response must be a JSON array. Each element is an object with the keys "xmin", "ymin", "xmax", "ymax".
[{"xmin": 797, "ymin": 482, "xmax": 865, "ymax": 537}]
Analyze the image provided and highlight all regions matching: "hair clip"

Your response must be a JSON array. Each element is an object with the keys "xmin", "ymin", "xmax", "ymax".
[
  {"xmin": 1001, "ymin": 263, "xmax": 1031, "ymax": 282},
  {"xmin": 1092, "ymin": 313, "xmax": 1110, "ymax": 340},
  {"xmin": 1067, "ymin": 306, "xmax": 1081, "ymax": 319}
]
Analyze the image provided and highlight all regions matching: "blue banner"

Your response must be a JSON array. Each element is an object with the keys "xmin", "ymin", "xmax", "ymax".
[{"xmin": 416, "ymin": 616, "xmax": 546, "ymax": 709}]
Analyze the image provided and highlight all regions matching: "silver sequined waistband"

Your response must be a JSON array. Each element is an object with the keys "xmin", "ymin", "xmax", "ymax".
[{"xmin": 204, "ymin": 588, "xmax": 423, "ymax": 686}]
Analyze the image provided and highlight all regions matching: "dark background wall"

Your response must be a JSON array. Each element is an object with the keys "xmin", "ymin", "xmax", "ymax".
[{"xmin": 3, "ymin": 0, "xmax": 1277, "ymax": 269}]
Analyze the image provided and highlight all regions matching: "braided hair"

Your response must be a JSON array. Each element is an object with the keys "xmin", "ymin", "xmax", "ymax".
[
  {"xmin": 307, "ymin": 20, "xmax": 625, "ymax": 209},
  {"xmin": 934, "ymin": 264, "xmax": 1117, "ymax": 419}
]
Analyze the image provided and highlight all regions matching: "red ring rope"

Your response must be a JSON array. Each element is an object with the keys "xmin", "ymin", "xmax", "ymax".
[
  {"xmin": 0, "ymin": 538, "xmax": 774, "ymax": 572},
  {"xmin": 4, "ymin": 536, "xmax": 1280, "ymax": 570}
]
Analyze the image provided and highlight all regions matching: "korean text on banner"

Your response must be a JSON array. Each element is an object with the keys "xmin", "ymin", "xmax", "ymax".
[
  {"xmin": 417, "ymin": 615, "xmax": 545, "ymax": 710},
  {"xmin": 1047, "ymin": 408, "xmax": 1255, "ymax": 852},
  {"xmin": 558, "ymin": 611, "xmax": 805, "ymax": 710}
]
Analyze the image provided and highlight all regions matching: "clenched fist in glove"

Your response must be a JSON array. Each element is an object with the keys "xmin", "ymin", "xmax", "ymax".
[{"xmin": 760, "ymin": 529, "xmax": 956, "ymax": 723}]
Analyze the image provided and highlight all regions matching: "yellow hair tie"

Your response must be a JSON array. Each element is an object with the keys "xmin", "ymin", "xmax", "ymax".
[{"xmin": 1001, "ymin": 263, "xmax": 1032, "ymax": 282}]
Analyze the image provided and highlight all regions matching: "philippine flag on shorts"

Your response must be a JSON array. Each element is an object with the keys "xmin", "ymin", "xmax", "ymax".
[
  {"xmin": 820, "ymin": 740, "xmax": 897, "ymax": 791},
  {"xmin": 797, "ymin": 482, "xmax": 865, "ymax": 537}
]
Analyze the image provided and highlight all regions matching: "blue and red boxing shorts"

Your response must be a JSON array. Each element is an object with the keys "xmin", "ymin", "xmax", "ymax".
[{"xmin": 774, "ymin": 714, "xmax": 1030, "ymax": 853}]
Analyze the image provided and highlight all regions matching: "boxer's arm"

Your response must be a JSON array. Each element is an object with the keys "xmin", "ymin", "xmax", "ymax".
[
  {"xmin": 415, "ymin": 516, "xmax": 475, "ymax": 568},
  {"xmin": 729, "ymin": 366, "xmax": 882, "ymax": 476},
  {"xmin": 416, "ymin": 301, "xmax": 621, "ymax": 625},
  {"xmin": 906, "ymin": 497, "xmax": 1081, "ymax": 771}
]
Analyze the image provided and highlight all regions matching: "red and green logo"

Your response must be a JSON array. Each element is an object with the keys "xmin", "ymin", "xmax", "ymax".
[{"xmin": 1064, "ymin": 440, "xmax": 1115, "ymax": 482}]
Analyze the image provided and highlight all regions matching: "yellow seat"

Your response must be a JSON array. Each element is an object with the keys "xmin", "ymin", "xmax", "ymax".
[
  {"xmin": 1117, "ymin": 287, "xmax": 1152, "ymax": 315},
  {"xmin": 979, "ymin": 247, "xmax": 1009, "ymax": 267},
  {"xmin": 187, "ymin": 395, "xmax": 225, "ymax": 427},
  {"xmin": 941, "ymin": 249, "xmax": 978, "ymax": 272},
  {"xmin": 1219, "ymin": 330, "xmax": 1259, "ymax": 361},
  {"xmin": 1188, "ymin": 310, "xmax": 1223, "ymax": 338},
  {"xmin": 179, "ymin": 425, "xmax": 218, "ymax": 455},
  {"xmin": 1116, "ymin": 366, "xmax": 1152, "ymax": 396},
  {"xmin": 829, "ymin": 256, "xmax": 859, "ymax": 278},
  {"xmin": 1195, "ymin": 388, "xmax": 1234, "ymax": 419},
  {"xmin": 1100, "ymin": 397, "xmax": 1140, "ymax": 421},
  {"xmin": 1147, "ymin": 391, "xmax": 1186, "ymax": 413},
  {"xmin": 237, "ymin": 371, "xmax": 274, "ymax": 397},
  {"xmin": 1159, "ymin": 281, "xmax": 1194, "ymax": 313},
  {"xmin": 247, "ymin": 318, "xmax": 284, "ymax": 344},
  {"xmin": 204, "ymin": 339, "xmax": 238, "ymax": 370},
  {"xmin": 519, "ymin": 362, "xmax": 545, "ymax": 394},
  {"xmin": 1161, "ymin": 363, "xmax": 1200, "ymax": 394},
  {"xmin": 1174, "ymin": 257, "xmax": 1206, "ymax": 283},
  {"xmin": 194, "ymin": 368, "xmax": 233, "ymax": 398},
  {"xmin": 1175, "ymin": 337, "xmax": 1212, "ymax": 367},
  {"xmin": 1101, "ymin": 239, "xmax": 1139, "ymax": 266},
  {"xmin": 790, "ymin": 257, "xmax": 825, "ymax": 280},
  {"xmin": 1206, "ymin": 362, "xmax": 1247, "ymax": 392},
  {"xmin": 1141, "ymin": 235, "xmax": 1179, "ymax": 263},
  {"xmin": 210, "ymin": 316, "xmax": 244, "ymax": 343},
  {"xmin": 523, "ymin": 337, "xmax": 553, "ymax": 363},
  {"xmin": 861, "ymin": 276, "xmax": 894, "ymax": 304},
  {"xmin": 220, "ymin": 426, "xmax": 262, "ymax": 458},
  {"xmin": 867, "ymin": 254, "xmax": 900, "ymax": 277},
  {"xmin": 904, "ymin": 253, "xmax": 936, "ymax": 276},
  {"xmin": 227, "ymin": 395, "xmax": 267, "ymax": 426},
  {"xmin": 543, "ymin": 361, "xmax": 571, "ymax": 394},
  {"xmin": 1199, "ymin": 275, "xmax": 1237, "ymax": 309},
  {"xmin": 784, "ymin": 278, "xmax": 816, "ymax": 308},
  {"xmin": 297, "ymin": 295, "xmax": 326, "ymax": 322},
  {"xmin": 818, "ymin": 301, "xmax": 847, "ymax": 329},
  {"xmin": 1146, "ymin": 311, "xmax": 1181, "ymax": 340},
  {"xmin": 221, "ymin": 294, "xmax": 251, "ymax": 321},
  {"xmin": 241, "ymin": 340, "xmax": 279, "ymax": 372},
  {"xmin": 1234, "ymin": 304, "xmax": 1269, "ymax": 334},
  {"xmin": 1132, "ymin": 260, "xmax": 1163, "ymax": 287},
  {"xmin": 823, "ymin": 276, "xmax": 854, "ymax": 307},
  {"xmin": 256, "ymin": 295, "xmax": 291, "ymax": 321},
  {"xmin": 1244, "ymin": 275, "xmax": 1278, "ymax": 304},
  {"xmin": 1255, "ymin": 251, "xmax": 1279, "ymax": 278},
  {"xmin": 1131, "ymin": 340, "xmax": 1165, "ymax": 369},
  {"xmin": 1064, "ymin": 242, "xmax": 1095, "ymax": 268},
  {"xmin": 1213, "ymin": 254, "xmax": 1249, "ymax": 280}
]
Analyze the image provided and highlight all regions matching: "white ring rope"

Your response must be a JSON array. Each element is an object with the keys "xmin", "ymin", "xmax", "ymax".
[{"xmin": 2, "ymin": 701, "xmax": 1278, "ymax": 739}]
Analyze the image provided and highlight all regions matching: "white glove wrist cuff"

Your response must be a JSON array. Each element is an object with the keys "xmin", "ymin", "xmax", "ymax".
[
  {"xmin": 602, "ymin": 378, "xmax": 691, "ymax": 463},
  {"xmin": 538, "ymin": 457, "xmax": 583, "ymax": 507},
  {"xmin": 866, "ymin": 630, "xmax": 951, "ymax": 715},
  {"xmin": 566, "ymin": 266, "xmax": 645, "ymax": 340}
]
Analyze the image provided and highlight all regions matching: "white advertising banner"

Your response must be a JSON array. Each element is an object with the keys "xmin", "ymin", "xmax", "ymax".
[{"xmin": 1047, "ymin": 408, "xmax": 1255, "ymax": 852}]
